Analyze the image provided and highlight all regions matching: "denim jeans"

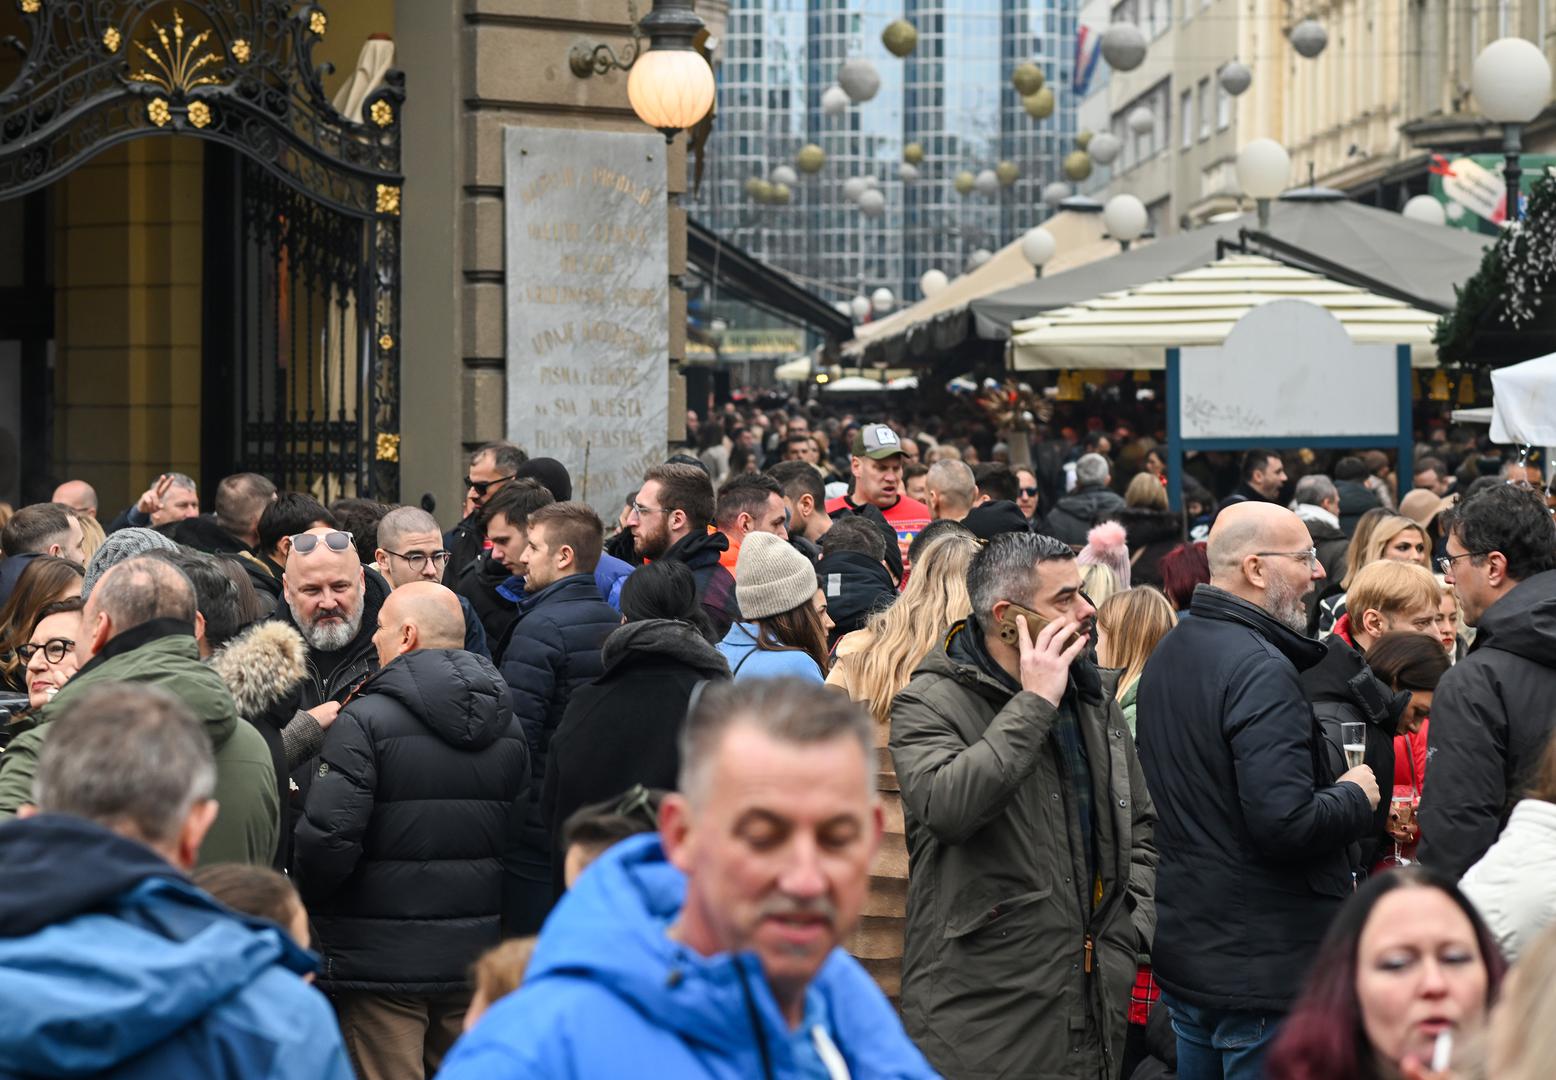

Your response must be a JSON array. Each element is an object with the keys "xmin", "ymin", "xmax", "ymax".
[{"xmin": 1161, "ymin": 992, "xmax": 1280, "ymax": 1080}]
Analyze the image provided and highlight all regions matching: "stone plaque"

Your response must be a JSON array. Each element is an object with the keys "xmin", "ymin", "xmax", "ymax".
[{"xmin": 503, "ymin": 127, "xmax": 669, "ymax": 517}]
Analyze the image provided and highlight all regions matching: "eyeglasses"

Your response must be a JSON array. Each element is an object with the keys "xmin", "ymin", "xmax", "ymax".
[
  {"xmin": 17, "ymin": 638, "xmax": 74, "ymax": 664},
  {"xmin": 1019, "ymin": 486, "xmax": 1040, "ymax": 498},
  {"xmin": 465, "ymin": 474, "xmax": 516, "ymax": 496},
  {"xmin": 1255, "ymin": 547, "xmax": 1319, "ymax": 570},
  {"xmin": 383, "ymin": 548, "xmax": 452, "ymax": 572},
  {"xmin": 1438, "ymin": 551, "xmax": 1490, "ymax": 575},
  {"xmin": 630, "ymin": 502, "xmax": 667, "ymax": 518},
  {"xmin": 290, "ymin": 530, "xmax": 355, "ymax": 556}
]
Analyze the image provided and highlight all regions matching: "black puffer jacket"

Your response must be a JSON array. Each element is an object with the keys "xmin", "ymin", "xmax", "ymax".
[
  {"xmin": 1136, "ymin": 585, "xmax": 1374, "ymax": 1011},
  {"xmin": 292, "ymin": 648, "xmax": 528, "ymax": 993},
  {"xmin": 541, "ymin": 618, "xmax": 730, "ymax": 891},
  {"xmin": 817, "ymin": 549, "xmax": 895, "ymax": 645},
  {"xmin": 1109, "ymin": 506, "xmax": 1182, "ymax": 586},
  {"xmin": 500, "ymin": 573, "xmax": 622, "ymax": 850},
  {"xmin": 1420, "ymin": 569, "xmax": 1556, "ymax": 877},
  {"xmin": 1044, "ymin": 485, "xmax": 1127, "ymax": 548},
  {"xmin": 1336, "ymin": 480, "xmax": 1382, "ymax": 535},
  {"xmin": 961, "ymin": 499, "xmax": 1032, "ymax": 541}
]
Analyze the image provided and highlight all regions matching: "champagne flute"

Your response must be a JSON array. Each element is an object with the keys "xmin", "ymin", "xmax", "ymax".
[{"xmin": 1341, "ymin": 721, "xmax": 1366, "ymax": 771}]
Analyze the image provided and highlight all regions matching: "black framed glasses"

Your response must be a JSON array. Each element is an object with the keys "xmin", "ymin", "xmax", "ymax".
[
  {"xmin": 1438, "ymin": 551, "xmax": 1490, "ymax": 575},
  {"xmin": 290, "ymin": 530, "xmax": 354, "ymax": 556},
  {"xmin": 1255, "ymin": 547, "xmax": 1319, "ymax": 570},
  {"xmin": 17, "ymin": 638, "xmax": 74, "ymax": 664},
  {"xmin": 383, "ymin": 548, "xmax": 452, "ymax": 572},
  {"xmin": 465, "ymin": 474, "xmax": 516, "ymax": 496}
]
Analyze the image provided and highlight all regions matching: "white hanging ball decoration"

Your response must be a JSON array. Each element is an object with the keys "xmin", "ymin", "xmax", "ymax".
[
  {"xmin": 871, "ymin": 287, "xmax": 895, "ymax": 314},
  {"xmin": 770, "ymin": 164, "xmax": 798, "ymax": 186},
  {"xmin": 919, "ymin": 268, "xmax": 949, "ymax": 297},
  {"xmin": 968, "ymin": 248, "xmax": 993, "ymax": 270},
  {"xmin": 1220, "ymin": 61, "xmax": 1252, "ymax": 97},
  {"xmin": 1403, "ymin": 194, "xmax": 1448, "ymax": 227},
  {"xmin": 1290, "ymin": 19, "xmax": 1328, "ymax": 59},
  {"xmin": 833, "ymin": 299, "xmax": 853, "ymax": 317},
  {"xmin": 974, "ymin": 169, "xmax": 999, "ymax": 197},
  {"xmin": 1128, "ymin": 106, "xmax": 1155, "ymax": 135},
  {"xmin": 837, "ymin": 59, "xmax": 882, "ymax": 104},
  {"xmin": 1103, "ymin": 193, "xmax": 1149, "ymax": 242},
  {"xmin": 1100, "ymin": 22, "xmax": 1148, "ymax": 72},
  {"xmin": 821, "ymin": 85, "xmax": 850, "ymax": 117},
  {"xmin": 857, "ymin": 188, "xmax": 887, "ymax": 217},
  {"xmin": 842, "ymin": 176, "xmax": 868, "ymax": 202},
  {"xmin": 898, "ymin": 162, "xmax": 920, "ymax": 182},
  {"xmin": 849, "ymin": 295, "xmax": 871, "ymax": 320},
  {"xmin": 1089, "ymin": 131, "xmax": 1122, "ymax": 166},
  {"xmin": 1020, "ymin": 226, "xmax": 1057, "ymax": 268},
  {"xmin": 863, "ymin": 174, "xmax": 881, "ymax": 189},
  {"xmin": 1042, "ymin": 181, "xmax": 1072, "ymax": 206}
]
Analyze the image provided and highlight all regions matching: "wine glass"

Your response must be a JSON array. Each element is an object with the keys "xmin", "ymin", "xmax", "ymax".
[
  {"xmin": 1341, "ymin": 721, "xmax": 1367, "ymax": 771},
  {"xmin": 1381, "ymin": 794, "xmax": 1416, "ymax": 867}
]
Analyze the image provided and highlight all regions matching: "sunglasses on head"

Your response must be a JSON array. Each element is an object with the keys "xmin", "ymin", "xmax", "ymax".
[
  {"xmin": 465, "ymin": 474, "xmax": 516, "ymax": 496},
  {"xmin": 290, "ymin": 530, "xmax": 355, "ymax": 555}
]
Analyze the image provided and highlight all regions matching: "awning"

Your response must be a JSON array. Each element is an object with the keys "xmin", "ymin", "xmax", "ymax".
[
  {"xmin": 687, "ymin": 217, "xmax": 852, "ymax": 340},
  {"xmin": 1008, "ymin": 255, "xmax": 1443, "ymax": 370},
  {"xmin": 1491, "ymin": 352, "xmax": 1556, "ymax": 446},
  {"xmin": 974, "ymin": 189, "xmax": 1491, "ymax": 340},
  {"xmin": 774, "ymin": 356, "xmax": 812, "ymax": 381},
  {"xmin": 842, "ymin": 207, "xmax": 1114, "ymax": 365}
]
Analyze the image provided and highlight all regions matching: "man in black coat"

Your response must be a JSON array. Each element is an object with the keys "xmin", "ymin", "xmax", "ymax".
[
  {"xmin": 500, "ymin": 502, "xmax": 622, "ymax": 934},
  {"xmin": 627, "ymin": 462, "xmax": 738, "ymax": 638},
  {"xmin": 294, "ymin": 581, "xmax": 528, "ymax": 1080},
  {"xmin": 442, "ymin": 440, "xmax": 527, "ymax": 585},
  {"xmin": 1419, "ymin": 484, "xmax": 1556, "ymax": 877},
  {"xmin": 816, "ymin": 516, "xmax": 895, "ymax": 646},
  {"xmin": 1224, "ymin": 449, "xmax": 1287, "ymax": 506},
  {"xmin": 1137, "ymin": 502, "xmax": 1379, "ymax": 1080},
  {"xmin": 1045, "ymin": 452, "xmax": 1126, "ymax": 547}
]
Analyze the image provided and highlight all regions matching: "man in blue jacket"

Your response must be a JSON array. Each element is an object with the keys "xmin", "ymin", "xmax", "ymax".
[
  {"xmin": 0, "ymin": 681, "xmax": 351, "ymax": 1080},
  {"xmin": 438, "ymin": 678, "xmax": 936, "ymax": 1079}
]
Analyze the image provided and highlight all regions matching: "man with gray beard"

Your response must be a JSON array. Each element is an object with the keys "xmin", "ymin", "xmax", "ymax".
[{"xmin": 1135, "ymin": 502, "xmax": 1380, "ymax": 1080}]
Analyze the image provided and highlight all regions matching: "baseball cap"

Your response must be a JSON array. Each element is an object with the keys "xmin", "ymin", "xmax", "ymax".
[{"xmin": 851, "ymin": 424, "xmax": 906, "ymax": 460}]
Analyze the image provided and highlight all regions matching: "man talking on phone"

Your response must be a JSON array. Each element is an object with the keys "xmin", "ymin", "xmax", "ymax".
[{"xmin": 890, "ymin": 532, "xmax": 1157, "ymax": 1080}]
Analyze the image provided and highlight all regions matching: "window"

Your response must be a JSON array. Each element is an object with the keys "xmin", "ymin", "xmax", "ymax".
[
  {"xmin": 1198, "ymin": 77, "xmax": 1212, "ymax": 139},
  {"xmin": 1180, "ymin": 88, "xmax": 1194, "ymax": 148},
  {"xmin": 1216, "ymin": 68, "xmax": 1232, "ymax": 129}
]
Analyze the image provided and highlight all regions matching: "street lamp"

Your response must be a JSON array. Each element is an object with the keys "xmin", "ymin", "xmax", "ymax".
[
  {"xmin": 871, "ymin": 288, "xmax": 895, "ymax": 314},
  {"xmin": 569, "ymin": 0, "xmax": 716, "ymax": 142},
  {"xmin": 1020, "ymin": 226, "xmax": 1057, "ymax": 276},
  {"xmin": 850, "ymin": 295, "xmax": 871, "ymax": 321},
  {"xmin": 919, "ymin": 268, "xmax": 949, "ymax": 298},
  {"xmin": 1471, "ymin": 37, "xmax": 1552, "ymax": 223},
  {"xmin": 1102, "ymin": 194, "xmax": 1147, "ymax": 251},
  {"xmin": 1236, "ymin": 138, "xmax": 1290, "ymax": 230}
]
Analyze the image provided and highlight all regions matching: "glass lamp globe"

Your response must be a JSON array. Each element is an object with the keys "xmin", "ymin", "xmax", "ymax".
[
  {"xmin": 849, "ymin": 295, "xmax": 871, "ymax": 321},
  {"xmin": 871, "ymin": 287, "xmax": 895, "ymax": 314},
  {"xmin": 920, "ymin": 269, "xmax": 948, "ymax": 298},
  {"xmin": 627, "ymin": 49, "xmax": 715, "ymax": 138},
  {"xmin": 1472, "ymin": 38, "xmax": 1553, "ymax": 123},
  {"xmin": 1103, "ymin": 194, "xmax": 1148, "ymax": 243},
  {"xmin": 1020, "ymin": 226, "xmax": 1057, "ymax": 267},
  {"xmin": 1236, "ymin": 138, "xmax": 1291, "ymax": 199}
]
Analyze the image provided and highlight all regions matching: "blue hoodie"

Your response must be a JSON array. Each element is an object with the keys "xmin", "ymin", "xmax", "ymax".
[
  {"xmin": 437, "ymin": 834, "xmax": 937, "ymax": 1079},
  {"xmin": 0, "ymin": 815, "xmax": 353, "ymax": 1080},
  {"xmin": 495, "ymin": 551, "xmax": 635, "ymax": 613}
]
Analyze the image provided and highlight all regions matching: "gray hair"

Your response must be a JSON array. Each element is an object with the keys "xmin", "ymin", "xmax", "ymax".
[
  {"xmin": 214, "ymin": 473, "xmax": 275, "ymax": 535},
  {"xmin": 967, "ymin": 531, "xmax": 1075, "ymax": 625},
  {"xmin": 33, "ymin": 682, "xmax": 217, "ymax": 847},
  {"xmin": 163, "ymin": 472, "xmax": 198, "ymax": 493},
  {"xmin": 89, "ymin": 556, "xmax": 197, "ymax": 632},
  {"xmin": 1075, "ymin": 453, "xmax": 1110, "ymax": 488},
  {"xmin": 473, "ymin": 441, "xmax": 528, "ymax": 476},
  {"xmin": 1293, "ymin": 474, "xmax": 1337, "ymax": 507},
  {"xmin": 927, "ymin": 460, "xmax": 977, "ymax": 510},
  {"xmin": 377, "ymin": 505, "xmax": 442, "ymax": 549},
  {"xmin": 677, "ymin": 679, "xmax": 873, "ymax": 805}
]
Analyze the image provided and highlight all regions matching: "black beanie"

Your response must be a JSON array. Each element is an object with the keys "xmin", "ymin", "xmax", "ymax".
[{"xmin": 514, "ymin": 457, "xmax": 573, "ymax": 502}]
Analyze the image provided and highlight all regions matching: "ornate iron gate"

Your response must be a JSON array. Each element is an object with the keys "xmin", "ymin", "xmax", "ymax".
[{"xmin": 0, "ymin": 0, "xmax": 403, "ymax": 499}]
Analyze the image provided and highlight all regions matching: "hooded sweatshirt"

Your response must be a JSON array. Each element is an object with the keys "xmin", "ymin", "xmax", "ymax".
[
  {"xmin": 437, "ymin": 833, "xmax": 937, "ymax": 1080},
  {"xmin": 0, "ymin": 814, "xmax": 351, "ymax": 1080}
]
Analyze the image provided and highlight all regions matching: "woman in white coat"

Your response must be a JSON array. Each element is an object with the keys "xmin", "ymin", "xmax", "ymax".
[{"xmin": 1461, "ymin": 736, "xmax": 1556, "ymax": 962}]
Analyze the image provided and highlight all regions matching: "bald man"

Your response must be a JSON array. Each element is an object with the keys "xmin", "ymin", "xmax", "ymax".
[
  {"xmin": 1135, "ymin": 502, "xmax": 1380, "ymax": 1078},
  {"xmin": 51, "ymin": 479, "xmax": 98, "ymax": 519},
  {"xmin": 925, "ymin": 459, "xmax": 976, "ymax": 522},
  {"xmin": 376, "ymin": 506, "xmax": 491, "ymax": 660},
  {"xmin": 294, "ymin": 579, "xmax": 528, "ymax": 1080}
]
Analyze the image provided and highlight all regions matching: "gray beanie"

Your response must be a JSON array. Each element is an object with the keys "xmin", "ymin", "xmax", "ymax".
[
  {"xmin": 81, "ymin": 527, "xmax": 179, "ymax": 599},
  {"xmin": 734, "ymin": 532, "xmax": 818, "ymax": 621}
]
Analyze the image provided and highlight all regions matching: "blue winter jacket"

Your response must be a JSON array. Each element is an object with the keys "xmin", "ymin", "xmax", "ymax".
[
  {"xmin": 717, "ymin": 621, "xmax": 826, "ymax": 684},
  {"xmin": 436, "ymin": 834, "xmax": 938, "ymax": 1079},
  {"xmin": 0, "ymin": 814, "xmax": 352, "ymax": 1080}
]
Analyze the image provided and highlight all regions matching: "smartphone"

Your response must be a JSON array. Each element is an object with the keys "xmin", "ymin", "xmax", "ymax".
[{"xmin": 997, "ymin": 603, "xmax": 1081, "ymax": 650}]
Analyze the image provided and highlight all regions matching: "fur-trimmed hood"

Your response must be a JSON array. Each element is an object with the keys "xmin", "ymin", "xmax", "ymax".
[{"xmin": 209, "ymin": 621, "xmax": 309, "ymax": 719}]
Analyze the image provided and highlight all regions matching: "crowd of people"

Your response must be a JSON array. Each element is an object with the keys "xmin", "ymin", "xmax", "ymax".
[{"xmin": 1, "ymin": 399, "xmax": 1555, "ymax": 1080}]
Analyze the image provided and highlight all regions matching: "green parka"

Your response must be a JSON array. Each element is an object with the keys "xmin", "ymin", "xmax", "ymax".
[
  {"xmin": 0, "ymin": 620, "xmax": 278, "ymax": 866},
  {"xmin": 889, "ymin": 619, "xmax": 1157, "ymax": 1080}
]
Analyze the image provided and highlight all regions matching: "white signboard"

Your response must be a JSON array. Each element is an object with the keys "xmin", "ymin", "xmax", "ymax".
[
  {"xmin": 503, "ymin": 127, "xmax": 669, "ymax": 515},
  {"xmin": 1178, "ymin": 300, "xmax": 1399, "ymax": 440}
]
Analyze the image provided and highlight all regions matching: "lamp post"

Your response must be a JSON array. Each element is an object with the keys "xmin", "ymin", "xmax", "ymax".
[
  {"xmin": 569, "ymin": 0, "xmax": 716, "ymax": 142},
  {"xmin": 1471, "ymin": 38, "xmax": 1552, "ymax": 223},
  {"xmin": 1020, "ymin": 226, "xmax": 1056, "ymax": 277},
  {"xmin": 1236, "ymin": 139, "xmax": 1291, "ymax": 231},
  {"xmin": 1102, "ymin": 194, "xmax": 1147, "ymax": 251}
]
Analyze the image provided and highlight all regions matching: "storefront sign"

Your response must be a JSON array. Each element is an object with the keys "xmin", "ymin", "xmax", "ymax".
[
  {"xmin": 1428, "ymin": 154, "xmax": 1556, "ymax": 234},
  {"xmin": 503, "ymin": 128, "xmax": 669, "ymax": 514}
]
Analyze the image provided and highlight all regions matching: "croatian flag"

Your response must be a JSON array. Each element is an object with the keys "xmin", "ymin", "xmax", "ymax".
[{"xmin": 1073, "ymin": 25, "xmax": 1101, "ymax": 96}]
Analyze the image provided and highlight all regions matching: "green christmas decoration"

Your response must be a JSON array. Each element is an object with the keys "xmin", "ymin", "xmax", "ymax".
[
  {"xmin": 882, "ymin": 19, "xmax": 918, "ymax": 57},
  {"xmin": 903, "ymin": 142, "xmax": 926, "ymax": 165},
  {"xmin": 795, "ymin": 143, "xmax": 826, "ymax": 173}
]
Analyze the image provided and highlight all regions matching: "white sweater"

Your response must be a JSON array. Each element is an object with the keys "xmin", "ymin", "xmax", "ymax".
[{"xmin": 1461, "ymin": 799, "xmax": 1556, "ymax": 963}]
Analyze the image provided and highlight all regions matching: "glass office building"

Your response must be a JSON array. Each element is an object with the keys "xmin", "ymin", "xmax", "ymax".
[{"xmin": 695, "ymin": 0, "xmax": 1078, "ymax": 307}]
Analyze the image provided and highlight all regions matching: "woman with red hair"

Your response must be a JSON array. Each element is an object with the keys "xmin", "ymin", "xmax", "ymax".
[
  {"xmin": 1265, "ymin": 867, "xmax": 1506, "ymax": 1080},
  {"xmin": 1157, "ymin": 541, "xmax": 1209, "ymax": 617}
]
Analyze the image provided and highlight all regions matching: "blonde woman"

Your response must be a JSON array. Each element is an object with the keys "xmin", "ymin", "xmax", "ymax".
[
  {"xmin": 1435, "ymin": 573, "xmax": 1470, "ymax": 661},
  {"xmin": 1095, "ymin": 587, "xmax": 1177, "ymax": 736},
  {"xmin": 826, "ymin": 524, "xmax": 979, "ymax": 1004},
  {"xmin": 74, "ymin": 510, "xmax": 105, "ymax": 563},
  {"xmin": 1315, "ymin": 513, "xmax": 1430, "ymax": 637}
]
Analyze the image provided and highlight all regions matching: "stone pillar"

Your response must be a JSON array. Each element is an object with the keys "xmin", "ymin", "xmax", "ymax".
[{"xmin": 396, "ymin": 0, "xmax": 689, "ymax": 518}]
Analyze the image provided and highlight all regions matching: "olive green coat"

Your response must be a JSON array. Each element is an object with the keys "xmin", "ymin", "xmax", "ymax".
[
  {"xmin": 889, "ymin": 622, "xmax": 1157, "ymax": 1080},
  {"xmin": 0, "ymin": 629, "xmax": 278, "ymax": 866}
]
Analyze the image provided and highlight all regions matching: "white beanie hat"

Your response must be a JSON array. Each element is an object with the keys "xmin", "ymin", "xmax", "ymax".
[{"xmin": 734, "ymin": 532, "xmax": 817, "ymax": 621}]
